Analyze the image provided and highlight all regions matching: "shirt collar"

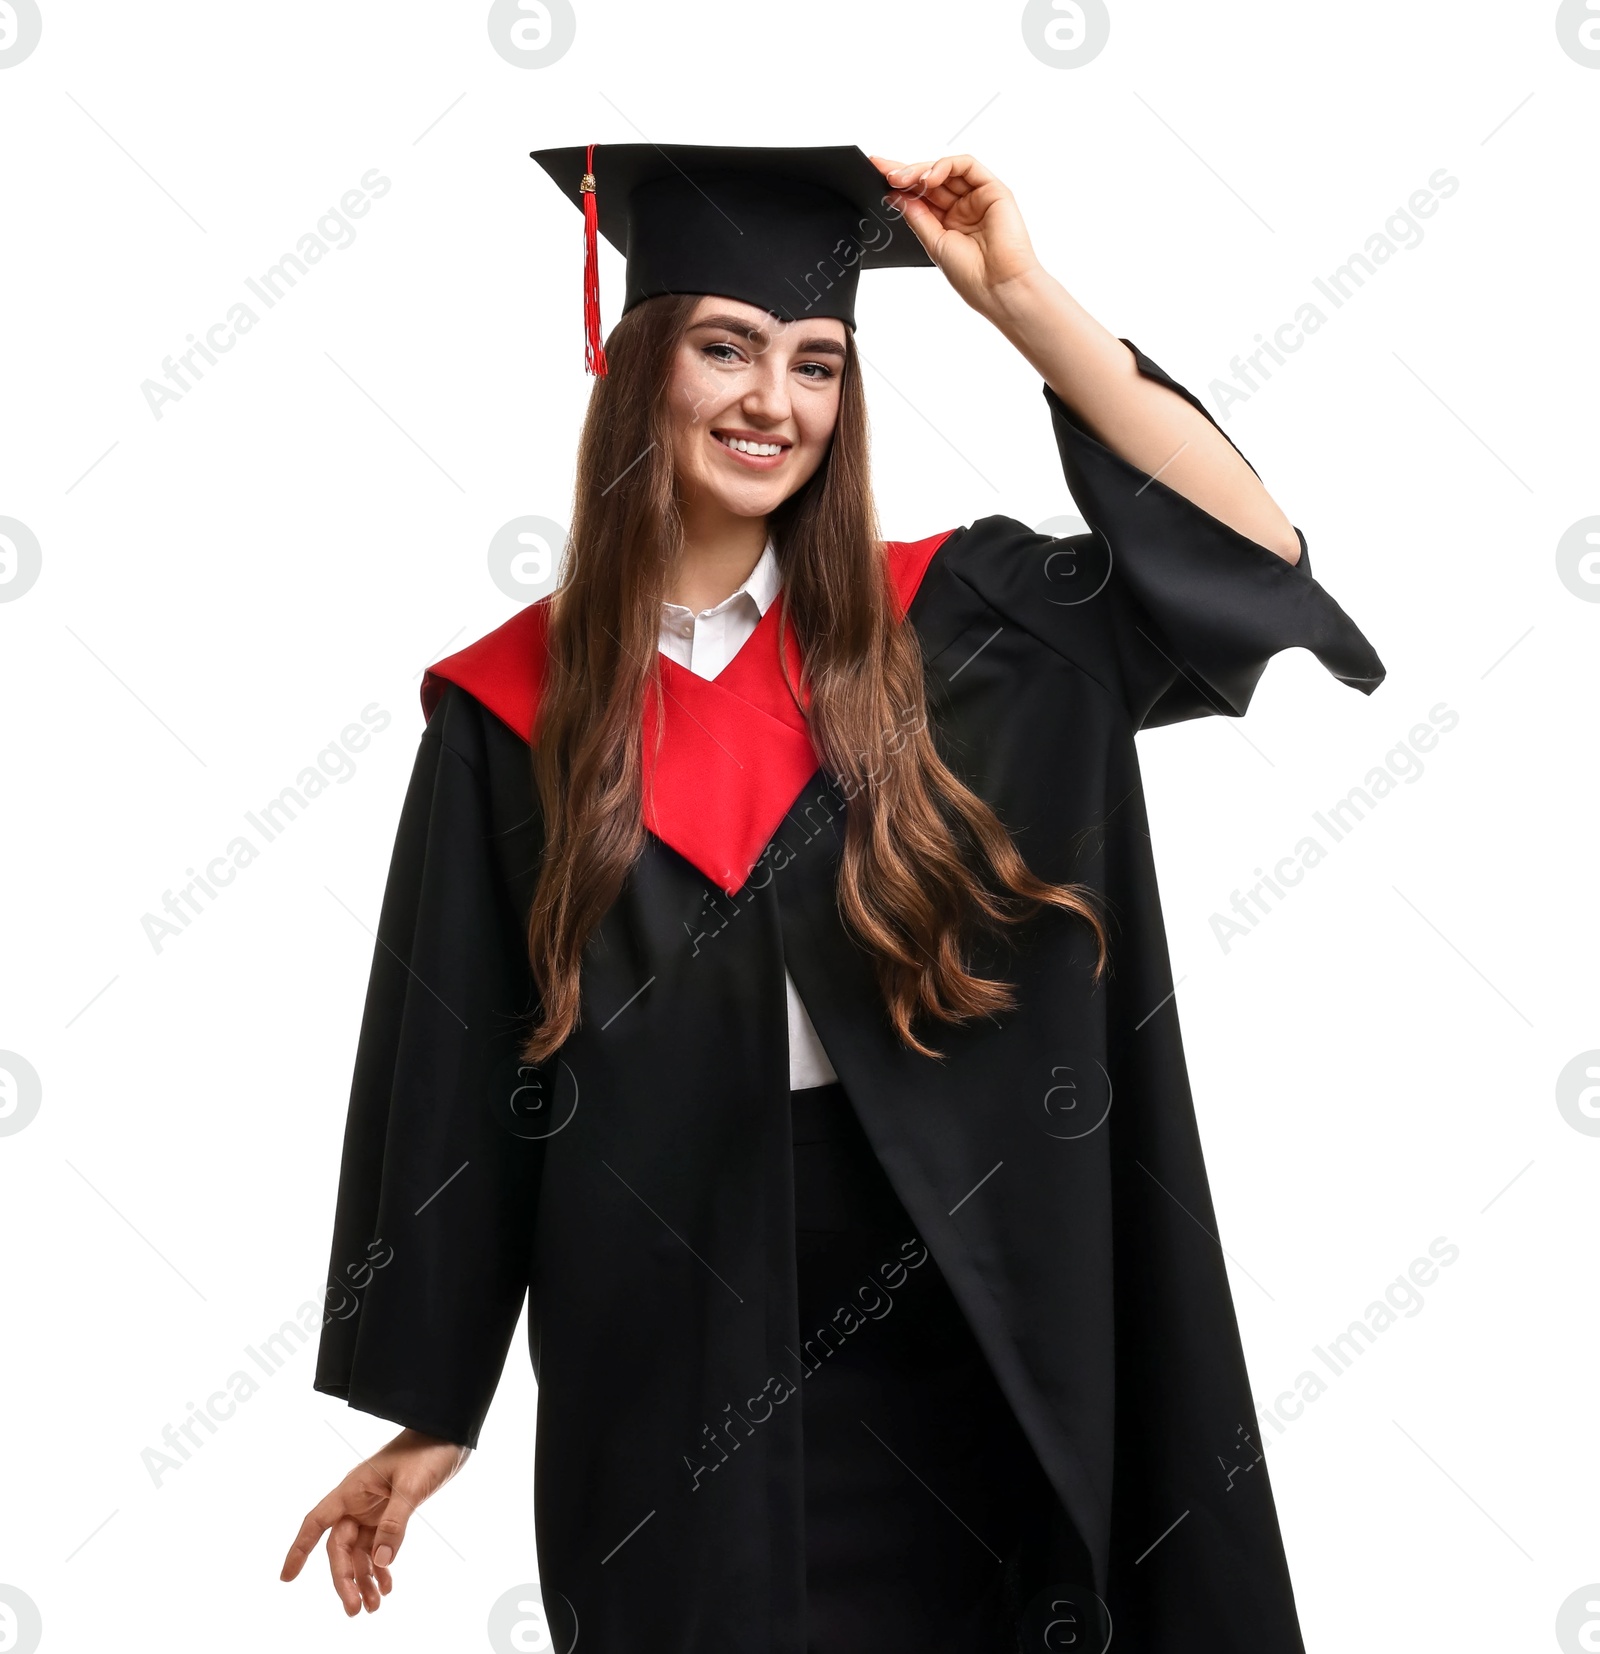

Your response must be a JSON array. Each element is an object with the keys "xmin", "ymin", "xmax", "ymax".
[
  {"xmin": 662, "ymin": 537, "xmax": 781, "ymax": 620},
  {"xmin": 741, "ymin": 537, "xmax": 781, "ymax": 616}
]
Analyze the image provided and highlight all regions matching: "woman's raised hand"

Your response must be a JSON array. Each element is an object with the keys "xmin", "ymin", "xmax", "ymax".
[
  {"xmin": 871, "ymin": 153, "xmax": 1043, "ymax": 316},
  {"xmin": 279, "ymin": 1427, "xmax": 472, "ymax": 1615}
]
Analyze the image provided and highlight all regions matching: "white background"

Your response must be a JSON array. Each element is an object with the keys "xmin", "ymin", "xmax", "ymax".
[{"xmin": 1, "ymin": 2, "xmax": 1596, "ymax": 1649}]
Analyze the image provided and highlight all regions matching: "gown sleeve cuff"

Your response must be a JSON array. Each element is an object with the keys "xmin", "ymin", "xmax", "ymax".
[
  {"xmin": 1043, "ymin": 340, "xmax": 1387, "ymax": 726},
  {"xmin": 312, "ymin": 1373, "xmax": 479, "ymax": 1450}
]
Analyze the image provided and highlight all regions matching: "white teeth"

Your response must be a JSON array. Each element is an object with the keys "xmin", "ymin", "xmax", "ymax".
[{"xmin": 719, "ymin": 435, "xmax": 783, "ymax": 457}]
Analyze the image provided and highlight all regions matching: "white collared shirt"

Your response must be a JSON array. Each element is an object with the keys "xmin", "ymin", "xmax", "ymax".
[{"xmin": 659, "ymin": 540, "xmax": 839, "ymax": 1091}]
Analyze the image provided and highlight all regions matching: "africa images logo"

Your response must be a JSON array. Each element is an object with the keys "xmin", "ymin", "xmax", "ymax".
[{"xmin": 0, "ymin": 0, "xmax": 43, "ymax": 69}]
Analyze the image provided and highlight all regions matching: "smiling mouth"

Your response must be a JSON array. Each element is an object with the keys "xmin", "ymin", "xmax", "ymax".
[{"xmin": 712, "ymin": 430, "xmax": 790, "ymax": 461}]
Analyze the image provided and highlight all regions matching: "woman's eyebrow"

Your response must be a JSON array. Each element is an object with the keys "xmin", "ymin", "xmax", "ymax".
[{"xmin": 689, "ymin": 316, "xmax": 847, "ymax": 358}]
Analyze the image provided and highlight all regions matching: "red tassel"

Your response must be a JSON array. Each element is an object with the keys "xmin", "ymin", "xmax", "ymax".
[{"xmin": 581, "ymin": 142, "xmax": 608, "ymax": 377}]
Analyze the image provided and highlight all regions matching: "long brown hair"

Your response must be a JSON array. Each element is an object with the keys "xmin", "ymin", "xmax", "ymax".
[{"xmin": 522, "ymin": 293, "xmax": 1106, "ymax": 1064}]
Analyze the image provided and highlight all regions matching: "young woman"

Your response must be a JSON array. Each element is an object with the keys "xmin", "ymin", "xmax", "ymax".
[{"xmin": 281, "ymin": 146, "xmax": 1383, "ymax": 1652}]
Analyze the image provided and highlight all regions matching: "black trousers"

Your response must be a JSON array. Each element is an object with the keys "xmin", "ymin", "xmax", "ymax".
[{"xmin": 790, "ymin": 1082, "xmax": 1056, "ymax": 1653}]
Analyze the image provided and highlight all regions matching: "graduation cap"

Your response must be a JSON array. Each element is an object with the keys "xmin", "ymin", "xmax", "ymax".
[{"xmin": 529, "ymin": 142, "xmax": 936, "ymax": 376}]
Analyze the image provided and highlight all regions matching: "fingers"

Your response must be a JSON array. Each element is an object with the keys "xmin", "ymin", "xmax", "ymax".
[
  {"xmin": 368, "ymin": 1470, "xmax": 424, "ymax": 1569},
  {"xmin": 351, "ymin": 1524, "xmax": 393, "ymax": 1612},
  {"xmin": 324, "ymin": 1513, "xmax": 395, "ymax": 1615},
  {"xmin": 880, "ymin": 155, "xmax": 979, "ymax": 191},
  {"xmin": 334, "ymin": 1497, "xmax": 407, "ymax": 1615},
  {"xmin": 873, "ymin": 155, "xmax": 932, "ymax": 215},
  {"xmin": 283, "ymin": 1433, "xmax": 461, "ymax": 1611},
  {"xmin": 926, "ymin": 154, "xmax": 994, "ymax": 190},
  {"xmin": 284, "ymin": 1475, "xmax": 398, "ymax": 1614},
  {"xmin": 280, "ymin": 1491, "xmax": 341, "ymax": 1581},
  {"xmin": 326, "ymin": 1514, "xmax": 371, "ymax": 1616},
  {"xmin": 351, "ymin": 1541, "xmax": 384, "ymax": 1616},
  {"xmin": 880, "ymin": 159, "xmax": 934, "ymax": 200},
  {"xmin": 879, "ymin": 154, "xmax": 992, "ymax": 209},
  {"xmin": 881, "ymin": 181, "xmax": 949, "ymax": 257}
]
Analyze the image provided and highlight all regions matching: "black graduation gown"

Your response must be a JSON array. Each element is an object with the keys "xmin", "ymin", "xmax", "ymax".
[{"xmin": 313, "ymin": 341, "xmax": 1386, "ymax": 1653}]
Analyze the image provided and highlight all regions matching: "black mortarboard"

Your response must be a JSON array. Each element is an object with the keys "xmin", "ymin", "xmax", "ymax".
[{"xmin": 529, "ymin": 142, "xmax": 935, "ymax": 375}]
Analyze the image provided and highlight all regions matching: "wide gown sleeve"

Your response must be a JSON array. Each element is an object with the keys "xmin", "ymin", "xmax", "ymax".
[
  {"xmin": 312, "ymin": 688, "xmax": 544, "ymax": 1449},
  {"xmin": 963, "ymin": 340, "xmax": 1386, "ymax": 729}
]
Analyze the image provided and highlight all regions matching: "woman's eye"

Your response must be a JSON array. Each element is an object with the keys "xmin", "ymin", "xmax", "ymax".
[{"xmin": 700, "ymin": 341, "xmax": 831, "ymax": 378}]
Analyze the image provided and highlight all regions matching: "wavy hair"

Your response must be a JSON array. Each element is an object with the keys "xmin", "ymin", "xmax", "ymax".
[{"xmin": 522, "ymin": 293, "xmax": 1106, "ymax": 1064}]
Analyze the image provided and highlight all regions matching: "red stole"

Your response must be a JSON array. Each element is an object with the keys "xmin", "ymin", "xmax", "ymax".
[{"xmin": 422, "ymin": 531, "xmax": 951, "ymax": 895}]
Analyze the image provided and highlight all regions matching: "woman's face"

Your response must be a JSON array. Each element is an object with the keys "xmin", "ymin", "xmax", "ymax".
[{"xmin": 667, "ymin": 294, "xmax": 848, "ymax": 522}]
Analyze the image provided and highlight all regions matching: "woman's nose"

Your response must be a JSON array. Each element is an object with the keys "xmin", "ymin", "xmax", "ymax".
[{"xmin": 741, "ymin": 365, "xmax": 791, "ymax": 426}]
